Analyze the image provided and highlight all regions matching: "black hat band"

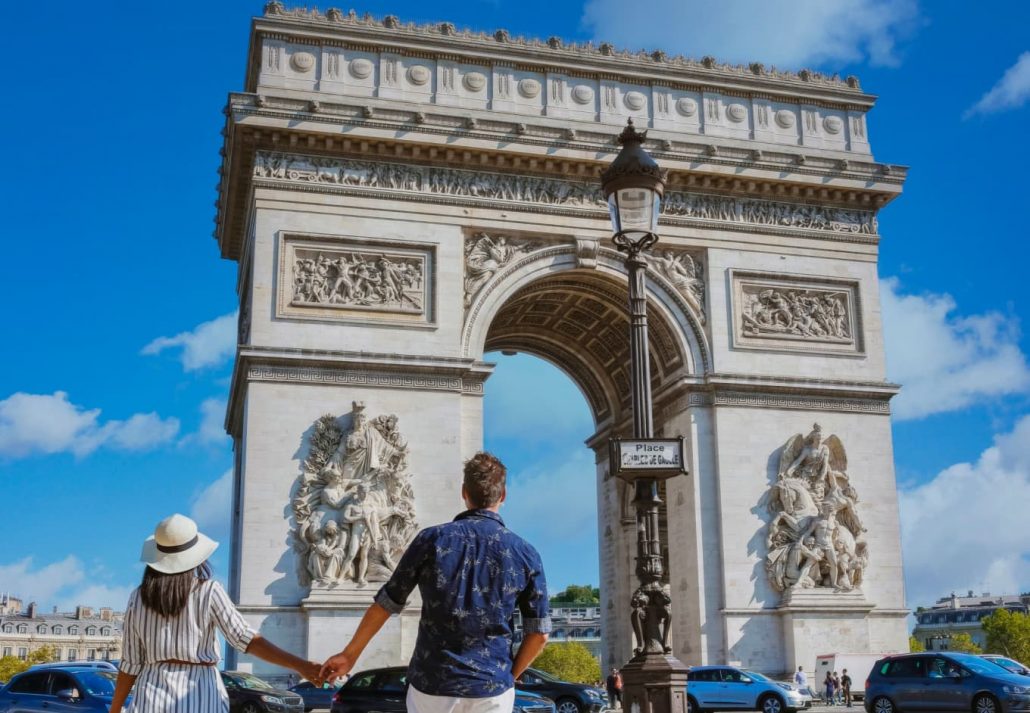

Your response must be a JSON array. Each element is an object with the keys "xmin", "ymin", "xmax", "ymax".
[{"xmin": 156, "ymin": 535, "xmax": 199, "ymax": 554}]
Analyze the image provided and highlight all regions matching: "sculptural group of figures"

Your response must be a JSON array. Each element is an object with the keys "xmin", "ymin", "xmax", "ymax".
[
  {"xmin": 648, "ymin": 250, "xmax": 706, "ymax": 320},
  {"xmin": 766, "ymin": 424, "xmax": 868, "ymax": 595},
  {"xmin": 254, "ymin": 152, "xmax": 877, "ymax": 236},
  {"xmin": 742, "ymin": 288, "xmax": 851, "ymax": 341},
  {"xmin": 463, "ymin": 233, "xmax": 538, "ymax": 307},
  {"xmin": 293, "ymin": 251, "xmax": 423, "ymax": 311},
  {"xmin": 292, "ymin": 403, "xmax": 418, "ymax": 587}
]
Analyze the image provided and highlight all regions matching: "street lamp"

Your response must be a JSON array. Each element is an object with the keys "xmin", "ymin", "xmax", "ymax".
[{"xmin": 601, "ymin": 119, "xmax": 689, "ymax": 713}]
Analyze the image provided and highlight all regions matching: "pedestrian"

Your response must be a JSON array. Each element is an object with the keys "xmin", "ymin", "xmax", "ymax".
[
  {"xmin": 606, "ymin": 667, "xmax": 623, "ymax": 708},
  {"xmin": 841, "ymin": 669, "xmax": 852, "ymax": 708},
  {"xmin": 824, "ymin": 671, "xmax": 834, "ymax": 705},
  {"xmin": 108, "ymin": 514, "xmax": 322, "ymax": 712},
  {"xmin": 320, "ymin": 452, "xmax": 552, "ymax": 713},
  {"xmin": 832, "ymin": 672, "xmax": 842, "ymax": 704},
  {"xmin": 793, "ymin": 665, "xmax": 807, "ymax": 692}
]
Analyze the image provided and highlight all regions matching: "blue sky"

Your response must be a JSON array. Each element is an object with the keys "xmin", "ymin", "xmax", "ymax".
[{"xmin": 1, "ymin": 1, "xmax": 1028, "ymax": 613}]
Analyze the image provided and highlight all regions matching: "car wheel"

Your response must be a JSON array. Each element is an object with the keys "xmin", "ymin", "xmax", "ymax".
[
  {"xmin": 871, "ymin": 696, "xmax": 895, "ymax": 713},
  {"xmin": 759, "ymin": 694, "xmax": 784, "ymax": 713},
  {"xmin": 973, "ymin": 694, "xmax": 999, "ymax": 713},
  {"xmin": 242, "ymin": 703, "xmax": 262, "ymax": 713},
  {"xmin": 556, "ymin": 697, "xmax": 583, "ymax": 713},
  {"xmin": 687, "ymin": 695, "xmax": 701, "ymax": 713}
]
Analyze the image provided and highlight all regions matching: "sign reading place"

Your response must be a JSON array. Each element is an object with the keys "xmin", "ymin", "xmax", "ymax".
[{"xmin": 609, "ymin": 437, "xmax": 688, "ymax": 481}]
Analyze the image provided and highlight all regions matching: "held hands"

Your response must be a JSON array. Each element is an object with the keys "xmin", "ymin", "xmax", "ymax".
[
  {"xmin": 298, "ymin": 660, "xmax": 325, "ymax": 687},
  {"xmin": 320, "ymin": 649, "xmax": 356, "ymax": 684}
]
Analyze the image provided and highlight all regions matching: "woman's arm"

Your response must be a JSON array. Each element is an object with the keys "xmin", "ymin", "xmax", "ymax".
[
  {"xmin": 108, "ymin": 671, "xmax": 137, "ymax": 713},
  {"xmin": 246, "ymin": 635, "xmax": 323, "ymax": 684}
]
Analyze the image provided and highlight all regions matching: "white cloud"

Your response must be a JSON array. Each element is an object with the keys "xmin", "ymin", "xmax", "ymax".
[
  {"xmin": 581, "ymin": 0, "xmax": 919, "ymax": 70},
  {"xmin": 900, "ymin": 414, "xmax": 1030, "ymax": 607},
  {"xmin": 965, "ymin": 52, "xmax": 1030, "ymax": 118},
  {"xmin": 141, "ymin": 312, "xmax": 238, "ymax": 371},
  {"xmin": 190, "ymin": 469, "xmax": 234, "ymax": 541},
  {"xmin": 0, "ymin": 391, "xmax": 180, "ymax": 458},
  {"xmin": 181, "ymin": 398, "xmax": 229, "ymax": 447},
  {"xmin": 0, "ymin": 556, "xmax": 133, "ymax": 611},
  {"xmin": 881, "ymin": 278, "xmax": 1030, "ymax": 420}
]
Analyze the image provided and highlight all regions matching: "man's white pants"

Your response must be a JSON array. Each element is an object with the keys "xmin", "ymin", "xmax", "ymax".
[{"xmin": 407, "ymin": 685, "xmax": 515, "ymax": 713}]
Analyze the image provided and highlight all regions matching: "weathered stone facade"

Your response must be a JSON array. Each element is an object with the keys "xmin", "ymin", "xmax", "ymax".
[{"xmin": 217, "ymin": 5, "xmax": 909, "ymax": 679}]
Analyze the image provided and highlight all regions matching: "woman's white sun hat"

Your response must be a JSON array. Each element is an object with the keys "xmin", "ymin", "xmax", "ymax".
[{"xmin": 140, "ymin": 514, "xmax": 219, "ymax": 574}]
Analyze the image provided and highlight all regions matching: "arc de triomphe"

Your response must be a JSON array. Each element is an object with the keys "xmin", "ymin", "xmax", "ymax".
[{"xmin": 217, "ymin": 4, "xmax": 909, "ymax": 679}]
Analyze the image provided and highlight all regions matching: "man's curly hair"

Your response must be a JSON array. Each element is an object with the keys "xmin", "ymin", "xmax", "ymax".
[{"xmin": 463, "ymin": 451, "xmax": 506, "ymax": 508}]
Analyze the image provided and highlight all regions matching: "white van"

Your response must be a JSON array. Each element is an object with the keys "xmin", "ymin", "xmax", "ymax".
[{"xmin": 814, "ymin": 653, "xmax": 888, "ymax": 701}]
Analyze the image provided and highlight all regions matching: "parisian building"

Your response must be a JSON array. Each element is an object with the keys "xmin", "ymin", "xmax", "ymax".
[
  {"xmin": 911, "ymin": 591, "xmax": 1030, "ymax": 651},
  {"xmin": 0, "ymin": 595, "xmax": 123, "ymax": 663}
]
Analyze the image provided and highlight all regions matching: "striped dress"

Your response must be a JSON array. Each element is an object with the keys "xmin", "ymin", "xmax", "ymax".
[{"xmin": 119, "ymin": 579, "xmax": 256, "ymax": 712}]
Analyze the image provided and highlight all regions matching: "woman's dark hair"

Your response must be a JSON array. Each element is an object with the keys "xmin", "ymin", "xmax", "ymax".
[{"xmin": 140, "ymin": 562, "xmax": 212, "ymax": 617}]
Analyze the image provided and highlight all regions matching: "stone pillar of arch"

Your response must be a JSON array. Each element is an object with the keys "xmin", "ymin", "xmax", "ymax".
[{"xmin": 215, "ymin": 6, "xmax": 909, "ymax": 681}]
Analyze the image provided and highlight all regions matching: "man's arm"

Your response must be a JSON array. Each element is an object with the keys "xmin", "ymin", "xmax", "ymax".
[
  {"xmin": 512, "ymin": 632, "xmax": 549, "ymax": 680},
  {"xmin": 320, "ymin": 602, "xmax": 391, "ymax": 682}
]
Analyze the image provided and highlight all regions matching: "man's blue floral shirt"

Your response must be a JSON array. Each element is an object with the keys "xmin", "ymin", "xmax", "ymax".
[{"xmin": 375, "ymin": 509, "xmax": 551, "ymax": 697}]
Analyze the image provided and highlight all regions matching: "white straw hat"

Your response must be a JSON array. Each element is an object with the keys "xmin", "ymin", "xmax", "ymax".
[{"xmin": 140, "ymin": 514, "xmax": 218, "ymax": 574}]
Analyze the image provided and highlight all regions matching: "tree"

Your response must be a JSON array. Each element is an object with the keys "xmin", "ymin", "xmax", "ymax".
[
  {"xmin": 551, "ymin": 585, "xmax": 600, "ymax": 605},
  {"xmin": 531, "ymin": 642, "xmax": 601, "ymax": 684},
  {"xmin": 909, "ymin": 635, "xmax": 925, "ymax": 653},
  {"xmin": 948, "ymin": 633, "xmax": 982, "ymax": 654},
  {"xmin": 0, "ymin": 645, "xmax": 59, "ymax": 683},
  {"xmin": 982, "ymin": 609, "xmax": 1030, "ymax": 662}
]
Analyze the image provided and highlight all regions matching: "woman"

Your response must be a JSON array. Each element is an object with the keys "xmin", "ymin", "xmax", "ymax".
[
  {"xmin": 109, "ymin": 514, "xmax": 321, "ymax": 712},
  {"xmin": 824, "ymin": 671, "xmax": 835, "ymax": 706}
]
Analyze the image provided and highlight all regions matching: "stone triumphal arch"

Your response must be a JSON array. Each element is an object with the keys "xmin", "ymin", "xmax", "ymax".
[{"xmin": 217, "ymin": 4, "xmax": 910, "ymax": 679}]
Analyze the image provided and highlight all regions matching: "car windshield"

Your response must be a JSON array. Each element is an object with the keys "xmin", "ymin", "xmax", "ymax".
[
  {"xmin": 987, "ymin": 657, "xmax": 1023, "ymax": 673},
  {"xmin": 233, "ymin": 674, "xmax": 276, "ymax": 690},
  {"xmin": 743, "ymin": 671, "xmax": 771, "ymax": 682},
  {"xmin": 949, "ymin": 655, "xmax": 1003, "ymax": 676},
  {"xmin": 531, "ymin": 669, "xmax": 560, "ymax": 682},
  {"xmin": 78, "ymin": 672, "xmax": 117, "ymax": 696}
]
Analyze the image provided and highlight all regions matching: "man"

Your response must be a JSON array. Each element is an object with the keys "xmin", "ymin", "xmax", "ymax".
[
  {"xmin": 605, "ymin": 667, "xmax": 623, "ymax": 708},
  {"xmin": 320, "ymin": 452, "xmax": 550, "ymax": 713},
  {"xmin": 793, "ymin": 665, "xmax": 807, "ymax": 691},
  {"xmin": 841, "ymin": 669, "xmax": 852, "ymax": 708}
]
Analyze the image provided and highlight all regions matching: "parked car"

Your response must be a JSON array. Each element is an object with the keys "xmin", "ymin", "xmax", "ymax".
[
  {"xmin": 686, "ymin": 666, "xmax": 811, "ymax": 713},
  {"xmin": 329, "ymin": 666, "xmax": 557, "ymax": 713},
  {"xmin": 864, "ymin": 651, "xmax": 1030, "ymax": 713},
  {"xmin": 516, "ymin": 667, "xmax": 607, "ymax": 713},
  {"xmin": 221, "ymin": 670, "xmax": 305, "ymax": 713},
  {"xmin": 982, "ymin": 655, "xmax": 1030, "ymax": 678},
  {"xmin": 0, "ymin": 665, "xmax": 124, "ymax": 712},
  {"xmin": 290, "ymin": 680, "xmax": 343, "ymax": 711}
]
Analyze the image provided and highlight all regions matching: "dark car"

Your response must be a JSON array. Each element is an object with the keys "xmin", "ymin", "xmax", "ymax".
[
  {"xmin": 290, "ymin": 680, "xmax": 343, "ymax": 711},
  {"xmin": 221, "ymin": 671, "xmax": 306, "ymax": 713},
  {"xmin": 517, "ymin": 667, "xmax": 607, "ymax": 713},
  {"xmin": 983, "ymin": 656, "xmax": 1030, "ymax": 678},
  {"xmin": 864, "ymin": 652, "xmax": 1030, "ymax": 713},
  {"xmin": 0, "ymin": 665, "xmax": 123, "ymax": 712},
  {"xmin": 329, "ymin": 666, "xmax": 557, "ymax": 713}
]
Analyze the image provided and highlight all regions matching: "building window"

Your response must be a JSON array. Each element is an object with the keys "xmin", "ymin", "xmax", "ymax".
[
  {"xmin": 68, "ymin": 626, "xmax": 79, "ymax": 635},
  {"xmin": 102, "ymin": 649, "xmax": 111, "ymax": 661},
  {"xmin": 86, "ymin": 627, "xmax": 97, "ymax": 636},
  {"xmin": 18, "ymin": 647, "xmax": 28, "ymax": 660},
  {"xmin": 1, "ymin": 624, "xmax": 12, "ymax": 633},
  {"xmin": 68, "ymin": 648, "xmax": 78, "ymax": 660},
  {"xmin": 17, "ymin": 624, "xmax": 27, "ymax": 634},
  {"xmin": 1, "ymin": 646, "xmax": 10, "ymax": 657},
  {"xmin": 36, "ymin": 624, "xmax": 47, "ymax": 634},
  {"xmin": 101, "ymin": 627, "xmax": 111, "ymax": 636},
  {"xmin": 87, "ymin": 649, "xmax": 96, "ymax": 661},
  {"xmin": 53, "ymin": 625, "xmax": 63, "ymax": 635}
]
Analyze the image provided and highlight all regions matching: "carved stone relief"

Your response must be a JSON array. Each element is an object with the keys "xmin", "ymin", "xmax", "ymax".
[
  {"xmin": 463, "ymin": 232, "xmax": 540, "ymax": 307},
  {"xmin": 732, "ymin": 271, "xmax": 862, "ymax": 354},
  {"xmin": 292, "ymin": 402, "xmax": 418, "ymax": 588},
  {"xmin": 278, "ymin": 235, "xmax": 433, "ymax": 324},
  {"xmin": 253, "ymin": 152, "xmax": 878, "ymax": 238},
  {"xmin": 647, "ymin": 250, "xmax": 705, "ymax": 323},
  {"xmin": 765, "ymin": 424, "xmax": 868, "ymax": 597}
]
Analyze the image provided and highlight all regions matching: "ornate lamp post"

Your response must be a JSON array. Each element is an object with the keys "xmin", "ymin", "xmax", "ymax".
[{"xmin": 602, "ymin": 119, "xmax": 689, "ymax": 713}]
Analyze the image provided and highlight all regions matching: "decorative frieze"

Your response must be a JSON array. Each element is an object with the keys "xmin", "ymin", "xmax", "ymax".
[
  {"xmin": 247, "ymin": 365, "xmax": 485, "ymax": 394},
  {"xmin": 253, "ymin": 152, "xmax": 878, "ymax": 239},
  {"xmin": 277, "ymin": 233, "xmax": 434, "ymax": 325},
  {"xmin": 731, "ymin": 271, "xmax": 863, "ymax": 355}
]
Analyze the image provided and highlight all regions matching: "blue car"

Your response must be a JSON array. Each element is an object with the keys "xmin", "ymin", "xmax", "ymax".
[{"xmin": 0, "ymin": 665, "xmax": 124, "ymax": 712}]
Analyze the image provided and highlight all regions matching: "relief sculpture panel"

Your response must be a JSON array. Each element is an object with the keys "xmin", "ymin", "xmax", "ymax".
[
  {"xmin": 278, "ymin": 235, "xmax": 433, "ymax": 324},
  {"xmin": 731, "ymin": 271, "xmax": 862, "ymax": 354},
  {"xmin": 292, "ymin": 402, "xmax": 418, "ymax": 588}
]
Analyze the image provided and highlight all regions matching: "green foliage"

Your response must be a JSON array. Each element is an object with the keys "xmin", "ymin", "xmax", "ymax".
[
  {"xmin": 532, "ymin": 642, "xmax": 601, "ymax": 684},
  {"xmin": 948, "ymin": 633, "xmax": 982, "ymax": 654},
  {"xmin": 909, "ymin": 635, "xmax": 925, "ymax": 653},
  {"xmin": 0, "ymin": 645, "xmax": 59, "ymax": 683},
  {"xmin": 982, "ymin": 609, "xmax": 1030, "ymax": 662},
  {"xmin": 551, "ymin": 585, "xmax": 600, "ymax": 605}
]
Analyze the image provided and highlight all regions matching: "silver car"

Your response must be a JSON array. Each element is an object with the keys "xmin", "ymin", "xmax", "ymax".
[{"xmin": 687, "ymin": 666, "xmax": 811, "ymax": 713}]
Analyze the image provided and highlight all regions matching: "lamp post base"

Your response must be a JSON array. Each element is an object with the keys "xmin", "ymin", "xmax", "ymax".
[{"xmin": 620, "ymin": 653, "xmax": 690, "ymax": 713}]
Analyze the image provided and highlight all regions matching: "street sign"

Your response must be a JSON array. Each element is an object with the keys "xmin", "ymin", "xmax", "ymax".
[{"xmin": 609, "ymin": 437, "xmax": 688, "ymax": 481}]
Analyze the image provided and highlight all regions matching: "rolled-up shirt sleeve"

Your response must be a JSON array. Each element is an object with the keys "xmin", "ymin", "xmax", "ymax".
[
  {"xmin": 210, "ymin": 581, "xmax": 257, "ymax": 652},
  {"xmin": 118, "ymin": 591, "xmax": 145, "ymax": 676},
  {"xmin": 517, "ymin": 548, "xmax": 551, "ymax": 634},
  {"xmin": 375, "ymin": 528, "xmax": 432, "ymax": 614}
]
